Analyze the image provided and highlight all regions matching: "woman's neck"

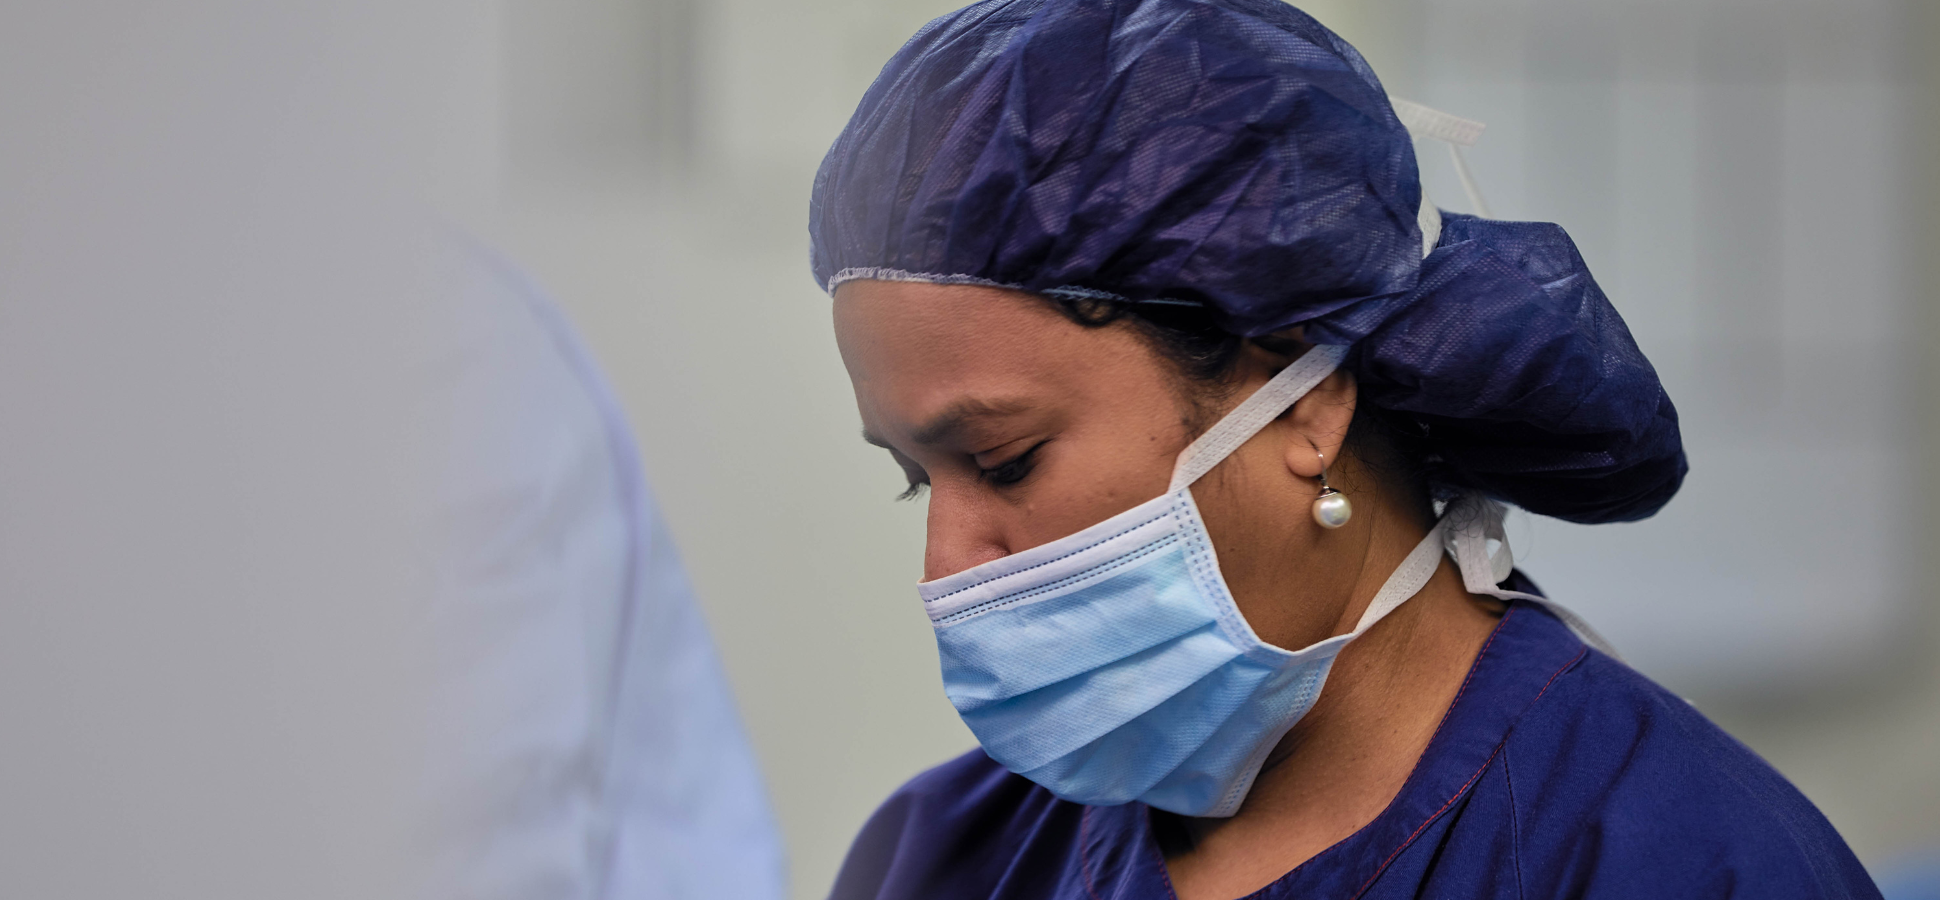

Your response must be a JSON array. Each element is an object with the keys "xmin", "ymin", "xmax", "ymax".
[{"xmin": 1158, "ymin": 512, "xmax": 1505, "ymax": 900}]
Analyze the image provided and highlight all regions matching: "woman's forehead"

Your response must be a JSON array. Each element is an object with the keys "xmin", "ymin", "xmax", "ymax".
[
  {"xmin": 834, "ymin": 281, "xmax": 1175, "ymax": 435},
  {"xmin": 834, "ymin": 281, "xmax": 1145, "ymax": 378}
]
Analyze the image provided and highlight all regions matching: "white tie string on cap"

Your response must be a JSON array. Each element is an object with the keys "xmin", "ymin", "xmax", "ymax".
[
  {"xmin": 1440, "ymin": 494, "xmax": 1623, "ymax": 658},
  {"xmin": 1389, "ymin": 97, "xmax": 1493, "ymax": 250}
]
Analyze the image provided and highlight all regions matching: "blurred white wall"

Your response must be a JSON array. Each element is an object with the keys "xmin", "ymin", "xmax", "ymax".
[
  {"xmin": 1395, "ymin": 0, "xmax": 1940, "ymax": 875},
  {"xmin": 302, "ymin": 0, "xmax": 1936, "ymax": 895},
  {"xmin": 4, "ymin": 1, "xmax": 1931, "ymax": 898},
  {"xmin": 1410, "ymin": 0, "xmax": 1916, "ymax": 695},
  {"xmin": 0, "ymin": 3, "xmax": 489, "ymax": 897}
]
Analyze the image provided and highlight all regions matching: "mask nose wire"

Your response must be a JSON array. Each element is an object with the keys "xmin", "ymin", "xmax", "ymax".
[{"xmin": 1167, "ymin": 344, "xmax": 1349, "ymax": 494}]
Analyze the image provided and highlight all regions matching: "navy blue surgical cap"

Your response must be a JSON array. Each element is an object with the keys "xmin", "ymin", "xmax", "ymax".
[{"xmin": 809, "ymin": 0, "xmax": 1686, "ymax": 523}]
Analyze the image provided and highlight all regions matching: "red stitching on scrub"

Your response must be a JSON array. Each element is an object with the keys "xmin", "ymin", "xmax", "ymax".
[
  {"xmin": 1531, "ymin": 647, "xmax": 1588, "ymax": 707},
  {"xmin": 1130, "ymin": 805, "xmax": 1185, "ymax": 900},
  {"xmin": 1349, "ymin": 744, "xmax": 1503, "ymax": 899},
  {"xmin": 1346, "ymin": 641, "xmax": 1589, "ymax": 899},
  {"xmin": 1503, "ymin": 749, "xmax": 1525, "ymax": 900},
  {"xmin": 1446, "ymin": 606, "xmax": 1508, "ymax": 712},
  {"xmin": 1078, "ymin": 806, "xmax": 1106, "ymax": 900}
]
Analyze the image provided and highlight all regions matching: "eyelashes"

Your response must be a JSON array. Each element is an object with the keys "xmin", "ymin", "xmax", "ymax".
[
  {"xmin": 888, "ymin": 439, "xmax": 1051, "ymax": 501},
  {"xmin": 979, "ymin": 440, "xmax": 1048, "ymax": 487}
]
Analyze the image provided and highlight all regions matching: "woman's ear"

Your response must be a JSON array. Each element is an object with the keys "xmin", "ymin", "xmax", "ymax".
[{"xmin": 1282, "ymin": 368, "xmax": 1357, "ymax": 480}]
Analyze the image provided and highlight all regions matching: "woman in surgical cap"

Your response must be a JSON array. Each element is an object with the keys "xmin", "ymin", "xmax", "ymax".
[{"xmin": 811, "ymin": 2, "xmax": 1879, "ymax": 898}]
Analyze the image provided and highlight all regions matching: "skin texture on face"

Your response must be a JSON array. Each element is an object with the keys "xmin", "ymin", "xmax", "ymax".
[
  {"xmin": 834, "ymin": 279, "xmax": 1505, "ymax": 900},
  {"xmin": 834, "ymin": 279, "xmax": 1389, "ymax": 654},
  {"xmin": 836, "ymin": 280, "xmax": 1193, "ymax": 582}
]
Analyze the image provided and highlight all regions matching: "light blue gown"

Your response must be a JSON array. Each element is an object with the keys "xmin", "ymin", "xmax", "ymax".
[{"xmin": 424, "ymin": 245, "xmax": 786, "ymax": 900}]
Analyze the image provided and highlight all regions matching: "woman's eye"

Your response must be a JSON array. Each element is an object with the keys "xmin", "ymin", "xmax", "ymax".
[{"xmin": 980, "ymin": 441, "xmax": 1048, "ymax": 487}]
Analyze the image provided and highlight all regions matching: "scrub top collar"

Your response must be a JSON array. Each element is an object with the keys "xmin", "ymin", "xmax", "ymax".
[{"xmin": 1075, "ymin": 596, "xmax": 1590, "ymax": 898}]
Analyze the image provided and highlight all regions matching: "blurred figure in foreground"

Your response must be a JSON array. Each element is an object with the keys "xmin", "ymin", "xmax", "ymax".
[
  {"xmin": 422, "ymin": 246, "xmax": 787, "ymax": 900},
  {"xmin": 0, "ymin": 0, "xmax": 783, "ymax": 894}
]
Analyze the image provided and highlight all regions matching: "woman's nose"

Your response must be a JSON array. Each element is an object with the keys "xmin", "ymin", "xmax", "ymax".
[{"xmin": 922, "ymin": 493, "xmax": 1013, "ymax": 582}]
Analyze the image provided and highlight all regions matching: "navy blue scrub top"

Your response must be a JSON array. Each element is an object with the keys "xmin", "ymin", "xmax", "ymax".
[{"xmin": 831, "ymin": 598, "xmax": 1880, "ymax": 899}]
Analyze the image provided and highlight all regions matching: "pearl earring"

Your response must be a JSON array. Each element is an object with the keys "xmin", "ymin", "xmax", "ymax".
[{"xmin": 1311, "ymin": 448, "xmax": 1351, "ymax": 529}]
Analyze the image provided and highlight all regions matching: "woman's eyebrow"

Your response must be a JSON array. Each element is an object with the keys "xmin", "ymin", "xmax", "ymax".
[
  {"xmin": 861, "ymin": 397, "xmax": 1037, "ymax": 449},
  {"xmin": 910, "ymin": 398, "xmax": 1035, "ymax": 445}
]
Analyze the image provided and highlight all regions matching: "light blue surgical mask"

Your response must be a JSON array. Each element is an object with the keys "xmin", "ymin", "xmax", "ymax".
[{"xmin": 916, "ymin": 345, "xmax": 1613, "ymax": 817}]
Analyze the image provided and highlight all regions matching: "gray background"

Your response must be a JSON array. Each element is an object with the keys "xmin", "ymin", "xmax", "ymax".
[
  {"xmin": 473, "ymin": 1, "xmax": 1940, "ymax": 895},
  {"xmin": 2, "ymin": 1, "xmax": 1935, "ymax": 898}
]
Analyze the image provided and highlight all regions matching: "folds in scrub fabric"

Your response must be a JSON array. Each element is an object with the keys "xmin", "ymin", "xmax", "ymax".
[{"xmin": 810, "ymin": 0, "xmax": 1687, "ymax": 524}]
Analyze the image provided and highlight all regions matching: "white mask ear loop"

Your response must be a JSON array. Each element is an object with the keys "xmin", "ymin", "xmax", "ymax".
[
  {"xmin": 1385, "ymin": 103, "xmax": 1619, "ymax": 651},
  {"xmin": 1161, "ymin": 102, "xmax": 1482, "ymax": 491},
  {"xmin": 1389, "ymin": 96, "xmax": 1493, "ymax": 237},
  {"xmin": 1167, "ymin": 344, "xmax": 1349, "ymax": 494}
]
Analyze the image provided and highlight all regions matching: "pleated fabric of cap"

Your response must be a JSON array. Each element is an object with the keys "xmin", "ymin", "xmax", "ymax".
[{"xmin": 808, "ymin": 0, "xmax": 1687, "ymax": 524}]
